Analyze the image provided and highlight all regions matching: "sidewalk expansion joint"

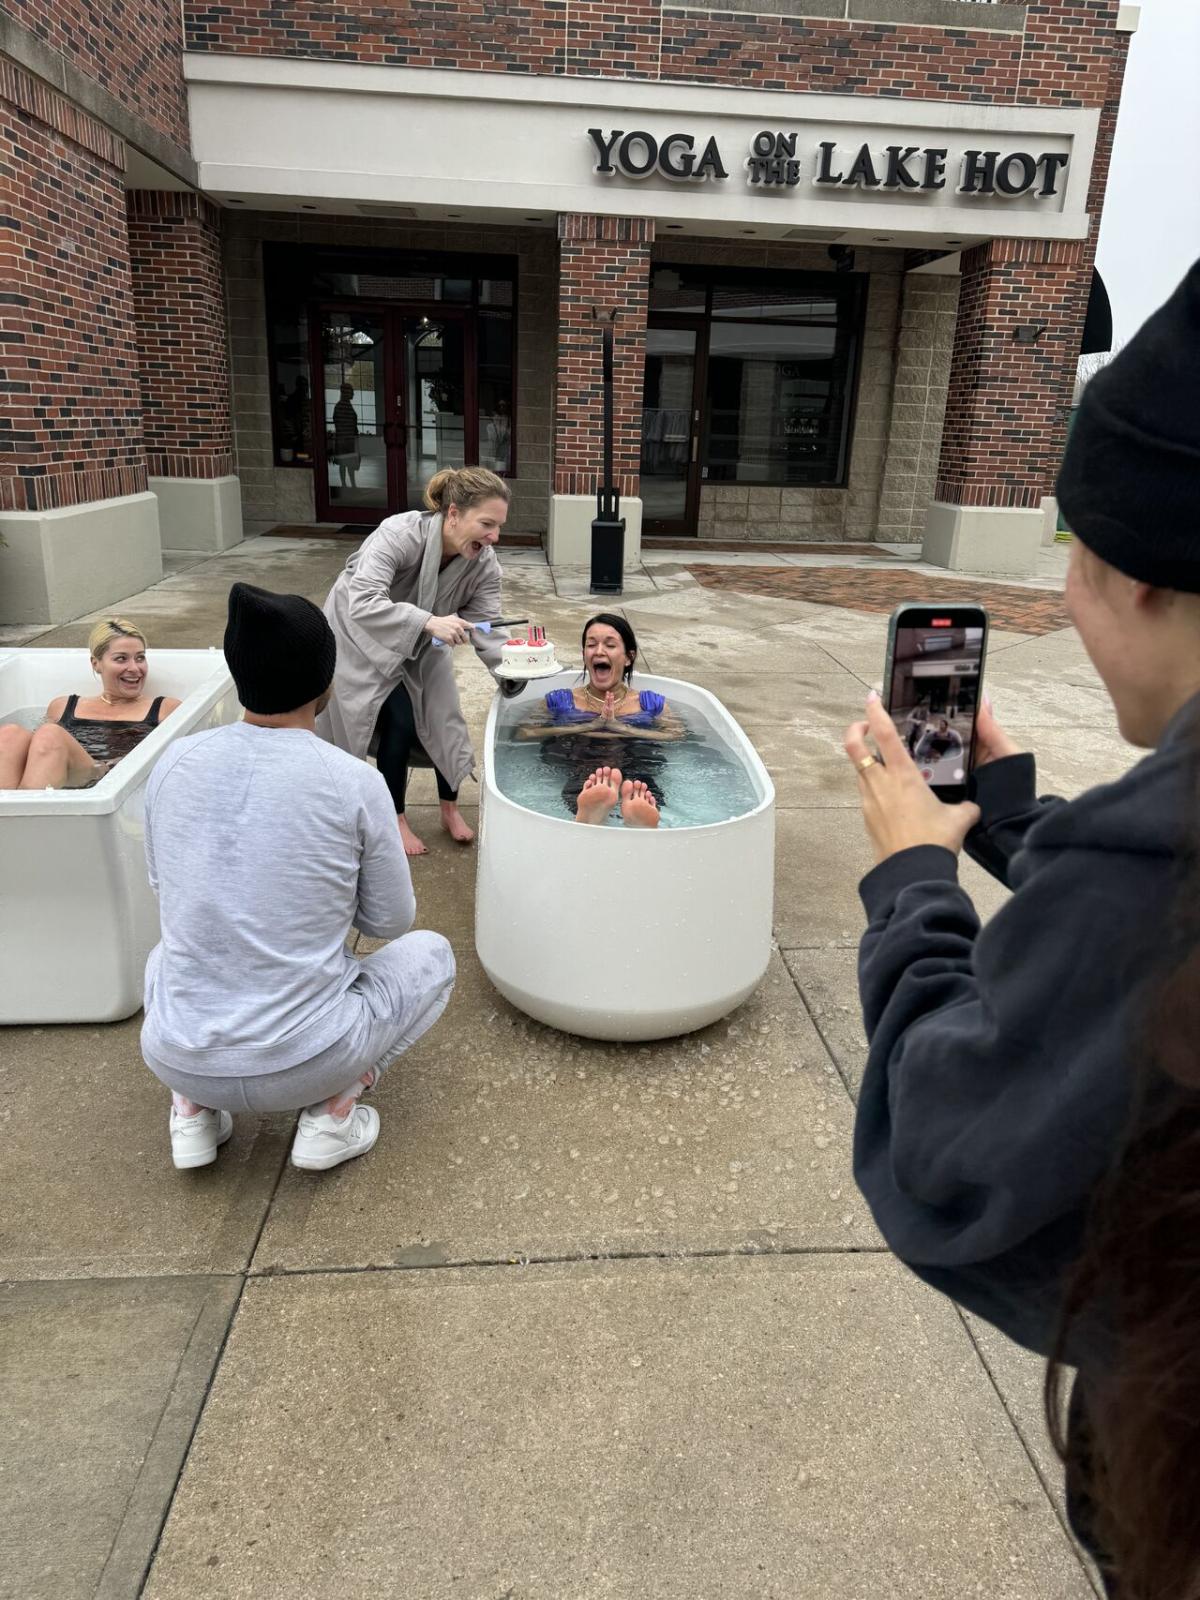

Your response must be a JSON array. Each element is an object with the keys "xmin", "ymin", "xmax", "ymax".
[{"xmin": 245, "ymin": 1241, "xmax": 889, "ymax": 1282}]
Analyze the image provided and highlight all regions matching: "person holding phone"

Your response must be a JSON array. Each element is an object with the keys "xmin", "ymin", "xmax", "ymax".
[{"xmin": 841, "ymin": 260, "xmax": 1200, "ymax": 1598}]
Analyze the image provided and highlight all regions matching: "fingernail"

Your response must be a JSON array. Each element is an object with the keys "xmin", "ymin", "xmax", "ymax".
[
  {"xmin": 866, "ymin": 689, "xmax": 879, "ymax": 704},
  {"xmin": 983, "ymin": 692, "xmax": 992, "ymax": 710}
]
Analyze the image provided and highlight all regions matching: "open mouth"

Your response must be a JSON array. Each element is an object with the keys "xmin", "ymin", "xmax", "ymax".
[
  {"xmin": 591, "ymin": 660, "xmax": 613, "ymax": 683},
  {"xmin": 468, "ymin": 539, "xmax": 484, "ymax": 558}
]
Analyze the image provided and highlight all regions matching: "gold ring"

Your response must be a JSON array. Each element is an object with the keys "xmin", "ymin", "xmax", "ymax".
[{"xmin": 857, "ymin": 755, "xmax": 878, "ymax": 772}]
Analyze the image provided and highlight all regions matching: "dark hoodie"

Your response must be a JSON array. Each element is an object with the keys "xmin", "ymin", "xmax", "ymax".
[{"xmin": 852, "ymin": 696, "xmax": 1198, "ymax": 1370}]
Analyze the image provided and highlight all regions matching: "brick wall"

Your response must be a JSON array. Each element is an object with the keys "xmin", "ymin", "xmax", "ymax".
[
  {"xmin": 7, "ymin": 0, "xmax": 189, "ymax": 148},
  {"xmin": 661, "ymin": 11, "xmax": 1021, "ymax": 100},
  {"xmin": 934, "ymin": 237, "xmax": 1086, "ymax": 509},
  {"xmin": 555, "ymin": 214, "xmax": 654, "ymax": 499},
  {"xmin": 0, "ymin": 59, "xmax": 146, "ymax": 514},
  {"xmin": 930, "ymin": 5, "xmax": 1129, "ymax": 512},
  {"xmin": 127, "ymin": 192, "xmax": 235, "ymax": 480},
  {"xmin": 182, "ymin": 0, "xmax": 1029, "ymax": 102}
]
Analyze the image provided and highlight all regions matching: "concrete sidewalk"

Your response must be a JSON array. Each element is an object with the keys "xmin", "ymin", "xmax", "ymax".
[{"xmin": 2, "ymin": 537, "xmax": 1129, "ymax": 1598}]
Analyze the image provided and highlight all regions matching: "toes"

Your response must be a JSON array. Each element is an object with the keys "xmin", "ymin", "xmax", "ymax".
[
  {"xmin": 610, "ymin": 768, "xmax": 623, "ymax": 788},
  {"xmin": 620, "ymin": 779, "xmax": 634, "ymax": 800}
]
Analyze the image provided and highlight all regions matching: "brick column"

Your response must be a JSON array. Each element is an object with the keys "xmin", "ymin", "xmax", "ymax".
[
  {"xmin": 127, "ymin": 191, "xmax": 243, "ymax": 553},
  {"xmin": 549, "ymin": 214, "xmax": 653, "ymax": 564},
  {"xmin": 923, "ymin": 1, "xmax": 1130, "ymax": 574},
  {"xmin": 0, "ymin": 60, "xmax": 160, "ymax": 623}
]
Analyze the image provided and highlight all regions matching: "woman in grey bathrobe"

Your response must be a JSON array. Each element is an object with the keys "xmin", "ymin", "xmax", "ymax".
[{"xmin": 318, "ymin": 466, "xmax": 514, "ymax": 856}]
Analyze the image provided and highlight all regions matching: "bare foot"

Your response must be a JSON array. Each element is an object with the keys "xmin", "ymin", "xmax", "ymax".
[
  {"xmin": 576, "ymin": 765, "xmax": 622, "ymax": 825},
  {"xmin": 439, "ymin": 800, "xmax": 475, "ymax": 845},
  {"xmin": 397, "ymin": 815, "xmax": 428, "ymax": 856},
  {"xmin": 620, "ymin": 778, "xmax": 660, "ymax": 829}
]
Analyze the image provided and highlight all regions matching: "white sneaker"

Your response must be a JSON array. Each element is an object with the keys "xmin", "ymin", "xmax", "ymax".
[
  {"xmin": 290, "ymin": 1104, "xmax": 380, "ymax": 1172},
  {"xmin": 169, "ymin": 1107, "xmax": 233, "ymax": 1170}
]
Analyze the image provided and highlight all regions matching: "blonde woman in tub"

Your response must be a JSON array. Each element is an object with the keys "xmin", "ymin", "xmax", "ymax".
[
  {"xmin": 140, "ymin": 583, "xmax": 455, "ymax": 1173},
  {"xmin": 0, "ymin": 618, "xmax": 180, "ymax": 790},
  {"xmin": 516, "ymin": 613, "xmax": 683, "ymax": 827},
  {"xmin": 318, "ymin": 464, "xmax": 524, "ymax": 859}
]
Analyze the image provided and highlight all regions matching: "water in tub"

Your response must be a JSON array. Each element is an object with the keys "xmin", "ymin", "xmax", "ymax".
[
  {"xmin": 5, "ymin": 706, "xmax": 116, "ymax": 788},
  {"xmin": 494, "ymin": 693, "xmax": 760, "ymax": 827}
]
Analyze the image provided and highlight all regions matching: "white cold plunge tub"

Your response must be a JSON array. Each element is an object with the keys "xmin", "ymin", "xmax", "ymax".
[
  {"xmin": 0, "ymin": 649, "xmax": 241, "ymax": 1025},
  {"xmin": 475, "ymin": 672, "xmax": 775, "ymax": 1042}
]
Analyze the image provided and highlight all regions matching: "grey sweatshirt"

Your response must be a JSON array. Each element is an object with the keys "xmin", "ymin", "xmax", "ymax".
[{"xmin": 141, "ymin": 721, "xmax": 415, "ymax": 1076}]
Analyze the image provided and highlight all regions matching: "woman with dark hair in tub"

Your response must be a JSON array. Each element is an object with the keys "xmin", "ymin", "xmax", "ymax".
[{"xmin": 516, "ymin": 613, "xmax": 683, "ymax": 827}]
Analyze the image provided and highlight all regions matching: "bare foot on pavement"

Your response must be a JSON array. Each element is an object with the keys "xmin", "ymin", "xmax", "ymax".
[{"xmin": 397, "ymin": 815, "xmax": 428, "ymax": 856}]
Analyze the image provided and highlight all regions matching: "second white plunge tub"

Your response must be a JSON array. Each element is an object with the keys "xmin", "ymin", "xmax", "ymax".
[
  {"xmin": 0, "ymin": 649, "xmax": 241, "ymax": 1025},
  {"xmin": 475, "ymin": 672, "xmax": 775, "ymax": 1042}
]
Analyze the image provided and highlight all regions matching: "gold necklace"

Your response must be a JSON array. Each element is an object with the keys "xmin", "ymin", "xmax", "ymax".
[
  {"xmin": 99, "ymin": 692, "xmax": 117, "ymax": 706},
  {"xmin": 583, "ymin": 681, "xmax": 628, "ymax": 711}
]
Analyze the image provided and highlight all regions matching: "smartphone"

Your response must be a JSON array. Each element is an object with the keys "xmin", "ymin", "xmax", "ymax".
[{"xmin": 882, "ymin": 604, "xmax": 989, "ymax": 803}]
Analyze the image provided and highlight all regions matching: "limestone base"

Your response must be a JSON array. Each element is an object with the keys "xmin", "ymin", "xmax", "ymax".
[
  {"xmin": 547, "ymin": 495, "xmax": 643, "ymax": 568},
  {"xmin": 150, "ymin": 475, "xmax": 244, "ymax": 554},
  {"xmin": 0, "ymin": 492, "xmax": 162, "ymax": 625},
  {"xmin": 921, "ymin": 501, "xmax": 1043, "ymax": 579}
]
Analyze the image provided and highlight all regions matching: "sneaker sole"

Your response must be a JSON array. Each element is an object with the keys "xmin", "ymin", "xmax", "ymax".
[
  {"xmin": 290, "ymin": 1117, "xmax": 380, "ymax": 1172},
  {"xmin": 172, "ymin": 1122, "xmax": 233, "ymax": 1170}
]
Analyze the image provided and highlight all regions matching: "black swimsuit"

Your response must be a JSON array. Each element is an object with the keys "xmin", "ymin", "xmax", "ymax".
[{"xmin": 57, "ymin": 694, "xmax": 165, "ymax": 764}]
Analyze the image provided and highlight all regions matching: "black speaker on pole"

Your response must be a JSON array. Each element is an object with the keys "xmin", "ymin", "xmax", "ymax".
[{"xmin": 590, "ymin": 313, "xmax": 625, "ymax": 595}]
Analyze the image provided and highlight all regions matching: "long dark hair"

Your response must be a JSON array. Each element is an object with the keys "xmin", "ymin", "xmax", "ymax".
[
  {"xmin": 1046, "ymin": 748, "xmax": 1200, "ymax": 1599},
  {"xmin": 580, "ymin": 613, "xmax": 638, "ymax": 684}
]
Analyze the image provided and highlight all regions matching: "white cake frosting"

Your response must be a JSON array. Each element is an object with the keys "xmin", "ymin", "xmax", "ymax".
[{"xmin": 497, "ymin": 628, "xmax": 560, "ymax": 678}]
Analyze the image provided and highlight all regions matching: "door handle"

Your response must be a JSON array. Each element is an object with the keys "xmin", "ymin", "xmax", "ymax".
[{"xmin": 691, "ymin": 434, "xmax": 699, "ymax": 463}]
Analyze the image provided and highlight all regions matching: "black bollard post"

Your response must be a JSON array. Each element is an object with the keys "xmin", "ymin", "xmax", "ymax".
[{"xmin": 590, "ymin": 313, "xmax": 625, "ymax": 595}]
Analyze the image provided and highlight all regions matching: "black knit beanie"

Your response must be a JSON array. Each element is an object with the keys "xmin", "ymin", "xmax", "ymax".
[
  {"xmin": 223, "ymin": 582, "xmax": 336, "ymax": 714},
  {"xmin": 1057, "ymin": 258, "xmax": 1200, "ymax": 593}
]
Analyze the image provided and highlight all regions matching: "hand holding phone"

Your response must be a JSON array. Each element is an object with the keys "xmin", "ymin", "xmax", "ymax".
[
  {"xmin": 845, "ymin": 695, "xmax": 981, "ymax": 862},
  {"xmin": 881, "ymin": 604, "xmax": 989, "ymax": 803}
]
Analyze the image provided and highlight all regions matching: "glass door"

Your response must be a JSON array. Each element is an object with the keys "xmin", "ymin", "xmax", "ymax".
[
  {"xmin": 404, "ymin": 315, "xmax": 467, "ymax": 511},
  {"xmin": 640, "ymin": 322, "xmax": 704, "ymax": 536},
  {"xmin": 313, "ymin": 307, "xmax": 471, "ymax": 523},
  {"xmin": 312, "ymin": 308, "xmax": 398, "ymax": 525}
]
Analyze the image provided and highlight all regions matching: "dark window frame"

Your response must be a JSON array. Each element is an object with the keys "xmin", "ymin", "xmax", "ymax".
[
  {"xmin": 648, "ymin": 264, "xmax": 866, "ymax": 489},
  {"xmin": 263, "ymin": 244, "xmax": 519, "ymax": 480}
]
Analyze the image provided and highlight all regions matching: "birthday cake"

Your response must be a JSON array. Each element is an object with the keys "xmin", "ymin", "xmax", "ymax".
[{"xmin": 497, "ymin": 625, "xmax": 561, "ymax": 679}]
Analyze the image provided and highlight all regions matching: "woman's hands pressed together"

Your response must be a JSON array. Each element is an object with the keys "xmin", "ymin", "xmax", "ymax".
[{"xmin": 844, "ymin": 692, "xmax": 981, "ymax": 864}]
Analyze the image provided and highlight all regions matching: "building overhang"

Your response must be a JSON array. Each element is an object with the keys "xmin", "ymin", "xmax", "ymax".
[{"xmin": 184, "ymin": 55, "xmax": 1099, "ymax": 251}]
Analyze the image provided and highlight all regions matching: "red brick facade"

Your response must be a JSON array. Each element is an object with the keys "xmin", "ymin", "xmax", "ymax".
[
  {"xmin": 0, "ymin": 59, "xmax": 147, "ymax": 514},
  {"xmin": 932, "ymin": 4, "xmax": 1128, "ymax": 512},
  {"xmin": 8, "ymin": 0, "xmax": 190, "ymax": 148},
  {"xmin": 554, "ymin": 215, "xmax": 654, "ymax": 499},
  {"xmin": 127, "ymin": 192, "xmax": 235, "ymax": 481},
  {"xmin": 182, "ymin": 0, "xmax": 1029, "ymax": 102}
]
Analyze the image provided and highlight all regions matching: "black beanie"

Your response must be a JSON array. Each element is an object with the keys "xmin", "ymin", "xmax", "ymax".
[
  {"xmin": 1057, "ymin": 258, "xmax": 1200, "ymax": 593},
  {"xmin": 223, "ymin": 582, "xmax": 336, "ymax": 714}
]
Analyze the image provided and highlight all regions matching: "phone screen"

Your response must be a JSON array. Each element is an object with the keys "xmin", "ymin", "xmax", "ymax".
[{"xmin": 886, "ymin": 608, "xmax": 987, "ymax": 798}]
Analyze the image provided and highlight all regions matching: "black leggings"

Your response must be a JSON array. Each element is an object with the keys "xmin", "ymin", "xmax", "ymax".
[{"xmin": 375, "ymin": 684, "xmax": 457, "ymax": 814}]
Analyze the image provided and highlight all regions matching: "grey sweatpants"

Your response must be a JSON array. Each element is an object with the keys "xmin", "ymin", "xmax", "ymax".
[{"xmin": 145, "ymin": 932, "xmax": 455, "ymax": 1113}]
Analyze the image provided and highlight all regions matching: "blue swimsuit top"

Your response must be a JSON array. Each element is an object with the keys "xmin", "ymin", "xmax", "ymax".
[{"xmin": 544, "ymin": 688, "xmax": 666, "ymax": 730}]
